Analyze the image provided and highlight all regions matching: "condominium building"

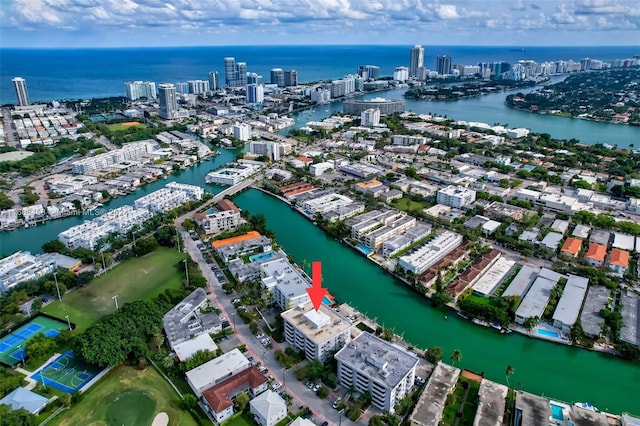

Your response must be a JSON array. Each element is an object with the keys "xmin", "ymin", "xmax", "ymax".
[
  {"xmin": 224, "ymin": 57, "xmax": 237, "ymax": 86},
  {"xmin": 208, "ymin": 71, "xmax": 219, "ymax": 91},
  {"xmin": 552, "ymin": 275, "xmax": 589, "ymax": 334},
  {"xmin": 299, "ymin": 193, "xmax": 355, "ymax": 216},
  {"xmin": 393, "ymin": 67, "xmax": 409, "ymax": 82},
  {"xmin": 410, "ymin": 45, "xmax": 424, "ymax": 78},
  {"xmin": 335, "ymin": 332, "xmax": 419, "ymax": 413},
  {"xmin": 248, "ymin": 141, "xmax": 292, "ymax": 161},
  {"xmin": 125, "ymin": 81, "xmax": 157, "ymax": 100},
  {"xmin": 343, "ymin": 98, "xmax": 405, "ymax": 115},
  {"xmin": 270, "ymin": 68, "xmax": 285, "ymax": 87},
  {"xmin": 361, "ymin": 108, "xmax": 380, "ymax": 126},
  {"xmin": 58, "ymin": 222, "xmax": 115, "ymax": 250},
  {"xmin": 233, "ymin": 123, "xmax": 251, "ymax": 141},
  {"xmin": 71, "ymin": 141, "xmax": 157, "ymax": 174},
  {"xmin": 195, "ymin": 209, "xmax": 241, "ymax": 235},
  {"xmin": 514, "ymin": 268, "xmax": 564, "ymax": 325},
  {"xmin": 437, "ymin": 185, "xmax": 477, "ymax": 208},
  {"xmin": 0, "ymin": 251, "xmax": 56, "ymax": 292},
  {"xmin": 205, "ymin": 161, "xmax": 263, "ymax": 186},
  {"xmin": 186, "ymin": 348, "xmax": 251, "ymax": 397},
  {"xmin": 159, "ymin": 83, "xmax": 178, "ymax": 119},
  {"xmin": 347, "ymin": 210, "xmax": 404, "ymax": 241},
  {"xmin": 133, "ymin": 182, "xmax": 203, "ymax": 213},
  {"xmin": 284, "ymin": 70, "xmax": 298, "ymax": 87},
  {"xmin": 362, "ymin": 215, "xmax": 416, "ymax": 250},
  {"xmin": 260, "ymin": 258, "xmax": 310, "ymax": 310},
  {"xmin": 12, "ymin": 77, "xmax": 29, "ymax": 106},
  {"xmin": 382, "ymin": 223, "xmax": 432, "ymax": 258},
  {"xmin": 246, "ymin": 84, "xmax": 264, "ymax": 104},
  {"xmin": 281, "ymin": 303, "xmax": 351, "ymax": 361},
  {"xmin": 398, "ymin": 231, "xmax": 463, "ymax": 275},
  {"xmin": 94, "ymin": 205, "xmax": 153, "ymax": 233},
  {"xmin": 436, "ymin": 55, "xmax": 452, "ymax": 75}
]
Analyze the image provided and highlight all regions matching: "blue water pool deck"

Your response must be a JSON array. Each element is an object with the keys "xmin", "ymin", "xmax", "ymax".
[
  {"xmin": 249, "ymin": 251, "xmax": 276, "ymax": 263},
  {"xmin": 322, "ymin": 296, "xmax": 332, "ymax": 306},
  {"xmin": 531, "ymin": 323, "xmax": 570, "ymax": 344},
  {"xmin": 537, "ymin": 329, "xmax": 559, "ymax": 338},
  {"xmin": 550, "ymin": 401, "xmax": 570, "ymax": 422},
  {"xmin": 356, "ymin": 244, "xmax": 373, "ymax": 256}
]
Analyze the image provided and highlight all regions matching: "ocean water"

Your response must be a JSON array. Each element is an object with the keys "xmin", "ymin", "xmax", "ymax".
[{"xmin": 1, "ymin": 45, "xmax": 639, "ymax": 104}]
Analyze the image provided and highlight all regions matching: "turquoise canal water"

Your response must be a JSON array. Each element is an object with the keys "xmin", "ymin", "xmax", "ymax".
[{"xmin": 233, "ymin": 189, "xmax": 640, "ymax": 415}]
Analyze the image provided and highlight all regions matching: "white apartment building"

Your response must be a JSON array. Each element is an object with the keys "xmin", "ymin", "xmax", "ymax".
[
  {"xmin": 0, "ymin": 251, "xmax": 56, "ymax": 292},
  {"xmin": 382, "ymin": 223, "xmax": 432, "ymax": 258},
  {"xmin": 362, "ymin": 215, "xmax": 416, "ymax": 250},
  {"xmin": 166, "ymin": 182, "xmax": 204, "ymax": 200},
  {"xmin": 197, "ymin": 210, "xmax": 241, "ymax": 235},
  {"xmin": 94, "ymin": 205, "xmax": 153, "ymax": 233},
  {"xmin": 134, "ymin": 188, "xmax": 188, "ymax": 213},
  {"xmin": 125, "ymin": 81, "xmax": 157, "ymax": 100},
  {"xmin": 205, "ymin": 161, "xmax": 263, "ymax": 186},
  {"xmin": 300, "ymin": 193, "xmax": 354, "ymax": 216},
  {"xmin": 49, "ymin": 175, "xmax": 98, "ymax": 195},
  {"xmin": 437, "ymin": 185, "xmax": 477, "ymax": 208},
  {"xmin": 347, "ymin": 210, "xmax": 405, "ymax": 241},
  {"xmin": 71, "ymin": 141, "xmax": 157, "ymax": 174},
  {"xmin": 281, "ymin": 303, "xmax": 351, "ymax": 362},
  {"xmin": 260, "ymin": 258, "xmax": 310, "ymax": 310},
  {"xmin": 58, "ymin": 222, "xmax": 115, "ymax": 250},
  {"xmin": 308, "ymin": 161, "xmax": 334, "ymax": 176},
  {"xmin": 398, "ymin": 231, "xmax": 463, "ymax": 275},
  {"xmin": 335, "ymin": 332, "xmax": 419, "ymax": 413},
  {"xmin": 233, "ymin": 123, "xmax": 251, "ymax": 141},
  {"xmin": 248, "ymin": 141, "xmax": 292, "ymax": 161},
  {"xmin": 185, "ymin": 348, "xmax": 250, "ymax": 397},
  {"xmin": 361, "ymin": 108, "xmax": 380, "ymax": 127},
  {"xmin": 392, "ymin": 135, "xmax": 427, "ymax": 146}
]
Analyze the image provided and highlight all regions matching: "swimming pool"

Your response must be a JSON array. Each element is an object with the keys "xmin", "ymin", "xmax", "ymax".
[
  {"xmin": 249, "ymin": 251, "xmax": 276, "ymax": 263},
  {"xmin": 357, "ymin": 244, "xmax": 373, "ymax": 255},
  {"xmin": 550, "ymin": 403, "xmax": 565, "ymax": 421},
  {"xmin": 322, "ymin": 296, "xmax": 332, "ymax": 305},
  {"xmin": 538, "ymin": 329, "xmax": 559, "ymax": 338}
]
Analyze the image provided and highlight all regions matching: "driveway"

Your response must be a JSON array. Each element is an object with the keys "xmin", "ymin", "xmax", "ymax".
[{"xmin": 178, "ymin": 227, "xmax": 362, "ymax": 425}]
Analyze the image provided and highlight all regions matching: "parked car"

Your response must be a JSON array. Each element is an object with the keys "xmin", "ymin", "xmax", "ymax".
[{"xmin": 271, "ymin": 382, "xmax": 282, "ymax": 390}]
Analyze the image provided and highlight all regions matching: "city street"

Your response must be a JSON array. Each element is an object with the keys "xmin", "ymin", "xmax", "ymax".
[{"xmin": 178, "ymin": 226, "xmax": 361, "ymax": 425}]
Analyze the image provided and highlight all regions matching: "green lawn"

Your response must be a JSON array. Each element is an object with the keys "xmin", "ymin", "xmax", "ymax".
[
  {"xmin": 51, "ymin": 364, "xmax": 197, "ymax": 426},
  {"xmin": 43, "ymin": 248, "xmax": 187, "ymax": 332},
  {"xmin": 441, "ymin": 377, "xmax": 480, "ymax": 426},
  {"xmin": 106, "ymin": 122, "xmax": 144, "ymax": 131},
  {"xmin": 391, "ymin": 197, "xmax": 429, "ymax": 214}
]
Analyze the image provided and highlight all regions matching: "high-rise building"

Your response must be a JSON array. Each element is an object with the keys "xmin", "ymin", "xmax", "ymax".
[
  {"xmin": 158, "ymin": 84, "xmax": 178, "ymax": 119},
  {"xmin": 236, "ymin": 62, "xmax": 248, "ymax": 86},
  {"xmin": 357, "ymin": 65, "xmax": 380, "ymax": 80},
  {"xmin": 247, "ymin": 73, "xmax": 262, "ymax": 85},
  {"xmin": 12, "ymin": 77, "xmax": 29, "ymax": 106},
  {"xmin": 224, "ymin": 57, "xmax": 236, "ymax": 86},
  {"xmin": 187, "ymin": 80, "xmax": 210, "ymax": 95},
  {"xmin": 125, "ymin": 81, "xmax": 157, "ymax": 100},
  {"xmin": 436, "ymin": 56, "xmax": 452, "ymax": 75},
  {"xmin": 270, "ymin": 68, "xmax": 285, "ymax": 87},
  {"xmin": 410, "ymin": 45, "xmax": 424, "ymax": 78},
  {"xmin": 361, "ymin": 108, "xmax": 380, "ymax": 126},
  {"xmin": 284, "ymin": 70, "xmax": 298, "ymax": 87},
  {"xmin": 246, "ymin": 84, "xmax": 264, "ymax": 104},
  {"xmin": 393, "ymin": 67, "xmax": 409, "ymax": 82},
  {"xmin": 208, "ymin": 71, "xmax": 219, "ymax": 91},
  {"xmin": 175, "ymin": 82, "xmax": 189, "ymax": 94}
]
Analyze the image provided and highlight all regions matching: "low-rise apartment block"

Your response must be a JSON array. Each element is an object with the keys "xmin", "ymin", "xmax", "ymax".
[
  {"xmin": 382, "ymin": 223, "xmax": 433, "ymax": 259},
  {"xmin": 260, "ymin": 258, "xmax": 310, "ymax": 310},
  {"xmin": 514, "ymin": 268, "xmax": 564, "ymax": 325},
  {"xmin": 335, "ymin": 332, "xmax": 418, "ymax": 413},
  {"xmin": 398, "ymin": 231, "xmax": 463, "ymax": 275},
  {"xmin": 71, "ymin": 140, "xmax": 157, "ymax": 174},
  {"xmin": 212, "ymin": 231, "xmax": 272, "ymax": 263},
  {"xmin": 437, "ymin": 185, "xmax": 476, "ymax": 208},
  {"xmin": 195, "ymin": 201, "xmax": 241, "ymax": 235},
  {"xmin": 281, "ymin": 303, "xmax": 351, "ymax": 361},
  {"xmin": 205, "ymin": 161, "xmax": 263, "ymax": 185},
  {"xmin": 552, "ymin": 275, "xmax": 589, "ymax": 334},
  {"xmin": 362, "ymin": 215, "xmax": 416, "ymax": 250},
  {"xmin": 0, "ymin": 251, "xmax": 56, "ymax": 292},
  {"xmin": 185, "ymin": 348, "xmax": 251, "ymax": 397}
]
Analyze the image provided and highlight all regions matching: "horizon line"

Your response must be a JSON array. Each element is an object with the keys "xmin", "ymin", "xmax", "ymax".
[{"xmin": 2, "ymin": 43, "xmax": 640, "ymax": 50}]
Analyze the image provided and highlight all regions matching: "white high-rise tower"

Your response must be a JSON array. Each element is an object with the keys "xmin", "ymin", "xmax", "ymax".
[
  {"xmin": 409, "ymin": 45, "xmax": 424, "ymax": 78},
  {"xmin": 12, "ymin": 77, "xmax": 30, "ymax": 106}
]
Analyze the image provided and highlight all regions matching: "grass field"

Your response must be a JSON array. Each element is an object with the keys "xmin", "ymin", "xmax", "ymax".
[
  {"xmin": 391, "ymin": 197, "xmax": 430, "ymax": 215},
  {"xmin": 107, "ymin": 122, "xmax": 144, "ymax": 132},
  {"xmin": 43, "ymin": 248, "xmax": 187, "ymax": 332},
  {"xmin": 52, "ymin": 364, "xmax": 198, "ymax": 426}
]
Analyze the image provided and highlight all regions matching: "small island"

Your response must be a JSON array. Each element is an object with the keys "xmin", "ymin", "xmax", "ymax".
[
  {"xmin": 404, "ymin": 79, "xmax": 537, "ymax": 101},
  {"xmin": 505, "ymin": 68, "xmax": 640, "ymax": 125}
]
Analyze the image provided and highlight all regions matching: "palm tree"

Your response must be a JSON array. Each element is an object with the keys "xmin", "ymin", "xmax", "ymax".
[
  {"xmin": 505, "ymin": 365, "xmax": 515, "ymax": 388},
  {"xmin": 523, "ymin": 316, "xmax": 539, "ymax": 336},
  {"xmin": 450, "ymin": 349, "xmax": 462, "ymax": 367}
]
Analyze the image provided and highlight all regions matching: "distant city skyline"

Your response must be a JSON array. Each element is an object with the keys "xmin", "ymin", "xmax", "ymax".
[{"xmin": 1, "ymin": 0, "xmax": 639, "ymax": 48}]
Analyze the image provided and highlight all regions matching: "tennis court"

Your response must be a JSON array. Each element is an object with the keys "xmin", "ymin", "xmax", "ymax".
[
  {"xmin": 31, "ymin": 350, "xmax": 101, "ymax": 394},
  {"xmin": 0, "ymin": 316, "xmax": 69, "ymax": 366}
]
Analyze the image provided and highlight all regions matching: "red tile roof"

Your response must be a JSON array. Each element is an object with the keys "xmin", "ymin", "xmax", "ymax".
[
  {"xmin": 609, "ymin": 248, "xmax": 630, "ymax": 268},
  {"xmin": 585, "ymin": 243, "xmax": 607, "ymax": 262},
  {"xmin": 561, "ymin": 238, "xmax": 582, "ymax": 256},
  {"xmin": 202, "ymin": 367, "xmax": 267, "ymax": 413},
  {"xmin": 218, "ymin": 199, "xmax": 240, "ymax": 213}
]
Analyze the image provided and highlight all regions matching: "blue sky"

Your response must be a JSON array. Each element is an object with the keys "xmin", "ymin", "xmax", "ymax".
[{"xmin": 1, "ymin": 0, "xmax": 639, "ymax": 48}]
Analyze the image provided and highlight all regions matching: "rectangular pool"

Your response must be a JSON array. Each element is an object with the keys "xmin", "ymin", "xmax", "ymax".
[
  {"xmin": 550, "ymin": 403, "xmax": 564, "ymax": 421},
  {"xmin": 538, "ymin": 329, "xmax": 559, "ymax": 338},
  {"xmin": 249, "ymin": 251, "xmax": 275, "ymax": 263}
]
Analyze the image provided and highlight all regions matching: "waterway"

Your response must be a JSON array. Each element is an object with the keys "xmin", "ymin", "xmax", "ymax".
[
  {"xmin": 289, "ymin": 81, "xmax": 640, "ymax": 148},
  {"xmin": 233, "ymin": 188, "xmax": 639, "ymax": 415},
  {"xmin": 0, "ymin": 148, "xmax": 239, "ymax": 256}
]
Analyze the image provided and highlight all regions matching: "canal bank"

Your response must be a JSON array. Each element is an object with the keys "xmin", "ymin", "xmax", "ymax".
[{"xmin": 233, "ymin": 188, "xmax": 640, "ymax": 416}]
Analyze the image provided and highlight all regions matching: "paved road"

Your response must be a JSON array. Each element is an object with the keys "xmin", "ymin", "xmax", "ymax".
[{"xmin": 178, "ymin": 227, "xmax": 361, "ymax": 426}]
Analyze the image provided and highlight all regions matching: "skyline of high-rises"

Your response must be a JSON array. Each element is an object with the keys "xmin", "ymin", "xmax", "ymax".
[
  {"xmin": 12, "ymin": 77, "xmax": 29, "ymax": 106},
  {"xmin": 208, "ymin": 71, "xmax": 219, "ymax": 91},
  {"xmin": 436, "ymin": 55, "xmax": 452, "ymax": 75},
  {"xmin": 224, "ymin": 57, "xmax": 236, "ymax": 86},
  {"xmin": 270, "ymin": 68, "xmax": 284, "ymax": 87},
  {"xmin": 284, "ymin": 70, "xmax": 298, "ymax": 87},
  {"xmin": 409, "ymin": 45, "xmax": 424, "ymax": 78},
  {"xmin": 125, "ymin": 81, "xmax": 157, "ymax": 101}
]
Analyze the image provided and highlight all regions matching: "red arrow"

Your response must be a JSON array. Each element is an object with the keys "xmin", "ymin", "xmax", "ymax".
[{"xmin": 307, "ymin": 261, "xmax": 327, "ymax": 312}]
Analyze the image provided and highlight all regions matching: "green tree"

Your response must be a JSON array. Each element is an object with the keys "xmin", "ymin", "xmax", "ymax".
[
  {"xmin": 59, "ymin": 393, "xmax": 72, "ymax": 408},
  {"xmin": 316, "ymin": 385, "xmax": 330, "ymax": 399},
  {"xmin": 382, "ymin": 327, "xmax": 395, "ymax": 342},
  {"xmin": 41, "ymin": 239, "xmax": 67, "ymax": 254},
  {"xmin": 523, "ymin": 316, "xmax": 539, "ymax": 335},
  {"xmin": 0, "ymin": 404, "xmax": 36, "ymax": 426},
  {"xmin": 450, "ymin": 349, "xmax": 462, "ymax": 367},
  {"xmin": 235, "ymin": 392, "xmax": 250, "ymax": 412},
  {"xmin": 306, "ymin": 360, "xmax": 324, "ymax": 380},
  {"xmin": 424, "ymin": 346, "xmax": 443, "ymax": 364}
]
